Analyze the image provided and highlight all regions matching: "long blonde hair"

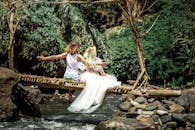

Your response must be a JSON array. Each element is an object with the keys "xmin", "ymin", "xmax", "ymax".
[
  {"xmin": 65, "ymin": 42, "xmax": 80, "ymax": 54},
  {"xmin": 84, "ymin": 45, "xmax": 97, "ymax": 63}
]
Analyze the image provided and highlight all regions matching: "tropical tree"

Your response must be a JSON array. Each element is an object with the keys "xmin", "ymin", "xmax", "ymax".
[{"xmin": 0, "ymin": 0, "xmax": 23, "ymax": 70}]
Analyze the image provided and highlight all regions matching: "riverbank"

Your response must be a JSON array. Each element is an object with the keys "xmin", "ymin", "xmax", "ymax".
[{"xmin": 95, "ymin": 87, "xmax": 195, "ymax": 130}]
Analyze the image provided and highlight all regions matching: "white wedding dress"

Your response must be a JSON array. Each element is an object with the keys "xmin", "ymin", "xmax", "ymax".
[{"xmin": 67, "ymin": 71, "xmax": 121, "ymax": 113}]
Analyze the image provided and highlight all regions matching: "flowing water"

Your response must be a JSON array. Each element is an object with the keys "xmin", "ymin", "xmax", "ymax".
[{"xmin": 0, "ymin": 94, "xmax": 122, "ymax": 130}]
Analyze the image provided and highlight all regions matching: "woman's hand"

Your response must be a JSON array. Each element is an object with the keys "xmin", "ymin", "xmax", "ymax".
[
  {"xmin": 101, "ymin": 61, "xmax": 108, "ymax": 66},
  {"xmin": 96, "ymin": 61, "xmax": 107, "ymax": 66},
  {"xmin": 37, "ymin": 55, "xmax": 46, "ymax": 61}
]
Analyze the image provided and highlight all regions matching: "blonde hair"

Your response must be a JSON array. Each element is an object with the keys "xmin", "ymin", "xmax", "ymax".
[
  {"xmin": 84, "ymin": 45, "xmax": 97, "ymax": 63},
  {"xmin": 65, "ymin": 42, "xmax": 80, "ymax": 54}
]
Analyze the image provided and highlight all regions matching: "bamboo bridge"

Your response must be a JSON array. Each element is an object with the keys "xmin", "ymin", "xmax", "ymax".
[
  {"xmin": 18, "ymin": 74, "xmax": 182, "ymax": 97},
  {"xmin": 19, "ymin": 74, "xmax": 132, "ymax": 94}
]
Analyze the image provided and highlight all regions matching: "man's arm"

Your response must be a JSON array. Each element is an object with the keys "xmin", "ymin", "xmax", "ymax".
[{"xmin": 37, "ymin": 52, "xmax": 68, "ymax": 61}]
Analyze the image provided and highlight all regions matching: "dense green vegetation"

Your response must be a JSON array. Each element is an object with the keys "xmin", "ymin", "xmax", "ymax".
[{"xmin": 0, "ymin": 0, "xmax": 194, "ymax": 87}]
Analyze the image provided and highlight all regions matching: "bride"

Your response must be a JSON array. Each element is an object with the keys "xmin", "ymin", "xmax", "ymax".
[{"xmin": 67, "ymin": 45, "xmax": 121, "ymax": 113}]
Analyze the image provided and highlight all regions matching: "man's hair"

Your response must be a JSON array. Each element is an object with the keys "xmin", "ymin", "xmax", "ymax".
[{"xmin": 65, "ymin": 42, "xmax": 80, "ymax": 54}]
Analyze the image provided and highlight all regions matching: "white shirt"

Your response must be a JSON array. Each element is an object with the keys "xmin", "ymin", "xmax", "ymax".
[{"xmin": 63, "ymin": 53, "xmax": 80, "ymax": 80}]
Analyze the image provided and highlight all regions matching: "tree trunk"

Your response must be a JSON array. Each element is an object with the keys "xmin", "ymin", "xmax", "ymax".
[
  {"xmin": 119, "ymin": 0, "xmax": 149, "ymax": 91},
  {"xmin": 147, "ymin": 89, "xmax": 181, "ymax": 97},
  {"xmin": 8, "ymin": 12, "xmax": 15, "ymax": 70},
  {"xmin": 8, "ymin": 35, "xmax": 14, "ymax": 70},
  {"xmin": 8, "ymin": 8, "xmax": 21, "ymax": 71}
]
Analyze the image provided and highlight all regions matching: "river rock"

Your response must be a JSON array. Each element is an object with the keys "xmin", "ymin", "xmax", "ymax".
[
  {"xmin": 138, "ymin": 116, "xmax": 155, "ymax": 128},
  {"xmin": 145, "ymin": 105, "xmax": 157, "ymax": 111},
  {"xmin": 156, "ymin": 110, "xmax": 168, "ymax": 115},
  {"xmin": 171, "ymin": 113, "xmax": 187, "ymax": 123},
  {"xmin": 186, "ymin": 113, "xmax": 195, "ymax": 124},
  {"xmin": 147, "ymin": 98, "xmax": 155, "ymax": 103},
  {"xmin": 158, "ymin": 104, "xmax": 168, "ymax": 111},
  {"xmin": 169, "ymin": 104, "xmax": 185, "ymax": 113},
  {"xmin": 151, "ymin": 100, "xmax": 162, "ymax": 107},
  {"xmin": 175, "ymin": 95, "xmax": 190, "ymax": 112},
  {"xmin": 137, "ymin": 109, "xmax": 155, "ymax": 115},
  {"xmin": 0, "ymin": 67, "xmax": 19, "ymax": 121},
  {"xmin": 162, "ymin": 121, "xmax": 178, "ymax": 130},
  {"xmin": 134, "ymin": 97, "xmax": 147, "ymax": 104},
  {"xmin": 162, "ymin": 100, "xmax": 175, "ymax": 106},
  {"xmin": 188, "ymin": 93, "xmax": 195, "ymax": 113},
  {"xmin": 95, "ymin": 117, "xmax": 148, "ymax": 130},
  {"xmin": 129, "ymin": 107, "xmax": 137, "ymax": 113},
  {"xmin": 118, "ymin": 101, "xmax": 131, "ymax": 112},
  {"xmin": 160, "ymin": 115, "xmax": 172, "ymax": 123},
  {"xmin": 151, "ymin": 115, "xmax": 160, "ymax": 124}
]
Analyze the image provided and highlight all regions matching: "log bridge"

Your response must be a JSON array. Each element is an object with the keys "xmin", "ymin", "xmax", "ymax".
[{"xmin": 19, "ymin": 74, "xmax": 182, "ymax": 97}]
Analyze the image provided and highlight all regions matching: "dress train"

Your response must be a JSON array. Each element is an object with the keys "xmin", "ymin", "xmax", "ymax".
[{"xmin": 67, "ymin": 71, "xmax": 121, "ymax": 113}]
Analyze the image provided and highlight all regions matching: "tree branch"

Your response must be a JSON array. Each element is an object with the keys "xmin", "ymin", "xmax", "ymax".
[
  {"xmin": 0, "ymin": 2, "xmax": 7, "ymax": 7},
  {"xmin": 13, "ymin": 16, "xmax": 21, "ymax": 34},
  {"xmin": 141, "ymin": 0, "xmax": 157, "ymax": 14},
  {"xmin": 118, "ymin": 3, "xmax": 131, "ymax": 24},
  {"xmin": 2, "ymin": 0, "xmax": 120, "ymax": 10},
  {"xmin": 141, "ymin": 14, "xmax": 160, "ymax": 36},
  {"xmin": 8, "ymin": 12, "xmax": 14, "ymax": 34},
  {"xmin": 141, "ymin": 0, "xmax": 147, "ymax": 13},
  {"xmin": 26, "ymin": 0, "xmax": 119, "ymax": 6}
]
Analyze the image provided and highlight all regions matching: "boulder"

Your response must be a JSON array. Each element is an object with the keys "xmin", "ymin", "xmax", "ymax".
[
  {"xmin": 95, "ymin": 117, "xmax": 148, "ymax": 130},
  {"xmin": 12, "ymin": 84, "xmax": 41, "ymax": 117},
  {"xmin": 0, "ymin": 67, "xmax": 19, "ymax": 121},
  {"xmin": 0, "ymin": 67, "xmax": 41, "ymax": 121}
]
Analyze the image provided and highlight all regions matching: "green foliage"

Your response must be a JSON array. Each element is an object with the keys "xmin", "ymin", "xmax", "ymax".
[
  {"xmin": 56, "ymin": 4, "xmax": 107, "ymax": 52},
  {"xmin": 0, "ymin": 8, "xmax": 9, "ymax": 67},
  {"xmin": 57, "ymin": 3, "xmax": 111, "ymax": 61},
  {"xmin": 77, "ymin": 2, "xmax": 122, "ymax": 32},
  {"xmin": 0, "ymin": 2, "xmax": 107, "ymax": 78},
  {"xmin": 104, "ymin": 0, "xmax": 194, "ymax": 86},
  {"xmin": 105, "ymin": 27, "xmax": 139, "ymax": 82},
  {"xmin": 139, "ymin": 0, "xmax": 194, "ymax": 86},
  {"xmin": 15, "ymin": 4, "xmax": 66, "ymax": 76},
  {"xmin": 60, "ymin": 4, "xmax": 92, "ymax": 45},
  {"xmin": 193, "ymin": 75, "xmax": 195, "ymax": 85}
]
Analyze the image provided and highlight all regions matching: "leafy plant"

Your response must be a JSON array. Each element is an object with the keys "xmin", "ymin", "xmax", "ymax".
[{"xmin": 0, "ymin": 8, "xmax": 9, "ymax": 67}]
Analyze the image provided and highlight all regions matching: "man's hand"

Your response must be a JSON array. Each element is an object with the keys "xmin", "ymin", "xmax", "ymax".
[{"xmin": 36, "ymin": 55, "xmax": 46, "ymax": 61}]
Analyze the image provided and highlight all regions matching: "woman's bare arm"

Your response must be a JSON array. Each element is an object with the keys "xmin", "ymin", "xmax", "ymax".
[
  {"xmin": 77, "ymin": 54, "xmax": 87, "ymax": 63},
  {"xmin": 96, "ymin": 58, "xmax": 107, "ymax": 66},
  {"xmin": 37, "ymin": 52, "xmax": 68, "ymax": 61},
  {"xmin": 78, "ymin": 54, "xmax": 107, "ymax": 67},
  {"xmin": 96, "ymin": 62, "xmax": 107, "ymax": 66}
]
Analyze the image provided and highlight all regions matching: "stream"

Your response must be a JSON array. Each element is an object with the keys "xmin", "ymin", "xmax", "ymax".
[{"xmin": 0, "ymin": 94, "xmax": 122, "ymax": 130}]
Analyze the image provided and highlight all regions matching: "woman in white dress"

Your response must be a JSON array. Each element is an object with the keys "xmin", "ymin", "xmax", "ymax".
[{"xmin": 67, "ymin": 45, "xmax": 121, "ymax": 113}]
